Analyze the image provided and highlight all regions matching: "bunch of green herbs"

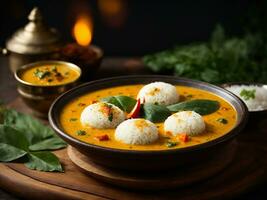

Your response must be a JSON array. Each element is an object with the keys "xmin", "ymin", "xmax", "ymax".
[{"xmin": 143, "ymin": 25, "xmax": 267, "ymax": 84}]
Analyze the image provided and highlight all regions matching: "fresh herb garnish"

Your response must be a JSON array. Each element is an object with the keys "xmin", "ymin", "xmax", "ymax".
[
  {"xmin": 217, "ymin": 118, "xmax": 228, "ymax": 124},
  {"xmin": 240, "ymin": 89, "xmax": 256, "ymax": 101},
  {"xmin": 101, "ymin": 96, "xmax": 137, "ymax": 113},
  {"xmin": 76, "ymin": 130, "xmax": 86, "ymax": 136},
  {"xmin": 104, "ymin": 104, "xmax": 113, "ymax": 122},
  {"xmin": 34, "ymin": 69, "xmax": 51, "ymax": 79},
  {"xmin": 0, "ymin": 107, "xmax": 66, "ymax": 172},
  {"xmin": 141, "ymin": 103, "xmax": 171, "ymax": 123},
  {"xmin": 69, "ymin": 118, "xmax": 77, "ymax": 122},
  {"xmin": 104, "ymin": 97, "xmax": 219, "ymax": 123},
  {"xmin": 166, "ymin": 141, "xmax": 177, "ymax": 148},
  {"xmin": 167, "ymin": 99, "xmax": 220, "ymax": 115},
  {"xmin": 108, "ymin": 112, "xmax": 113, "ymax": 122},
  {"xmin": 51, "ymin": 66, "xmax": 57, "ymax": 73}
]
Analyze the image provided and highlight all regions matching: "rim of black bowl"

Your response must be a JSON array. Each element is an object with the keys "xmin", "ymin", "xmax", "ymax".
[
  {"xmin": 49, "ymin": 75, "xmax": 248, "ymax": 155},
  {"xmin": 221, "ymin": 81, "xmax": 267, "ymax": 114}
]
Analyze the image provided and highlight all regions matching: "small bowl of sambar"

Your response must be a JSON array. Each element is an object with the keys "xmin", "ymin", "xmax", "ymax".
[{"xmin": 15, "ymin": 60, "xmax": 81, "ymax": 117}]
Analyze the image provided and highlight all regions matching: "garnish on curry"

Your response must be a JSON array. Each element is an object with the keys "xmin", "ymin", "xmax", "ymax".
[
  {"xmin": 21, "ymin": 64, "xmax": 80, "ymax": 86},
  {"xmin": 60, "ymin": 85, "xmax": 237, "ymax": 151}
]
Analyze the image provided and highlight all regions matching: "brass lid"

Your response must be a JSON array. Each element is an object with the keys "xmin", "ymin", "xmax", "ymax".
[{"xmin": 6, "ymin": 7, "xmax": 61, "ymax": 55}]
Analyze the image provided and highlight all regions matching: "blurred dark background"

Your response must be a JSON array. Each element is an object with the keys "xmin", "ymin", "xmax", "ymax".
[{"xmin": 0, "ymin": 0, "xmax": 259, "ymax": 56}]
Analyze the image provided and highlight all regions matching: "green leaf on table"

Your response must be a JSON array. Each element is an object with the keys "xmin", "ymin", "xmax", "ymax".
[
  {"xmin": 29, "ymin": 137, "xmax": 67, "ymax": 151},
  {"xmin": 141, "ymin": 103, "xmax": 171, "ymax": 123},
  {"xmin": 2, "ymin": 109, "xmax": 66, "ymax": 147},
  {"xmin": 101, "ymin": 95, "xmax": 137, "ymax": 113},
  {"xmin": 0, "ymin": 125, "xmax": 29, "ymax": 162},
  {"xmin": 25, "ymin": 151, "xmax": 63, "ymax": 172},
  {"xmin": 167, "ymin": 99, "xmax": 220, "ymax": 115},
  {"xmin": 0, "ymin": 107, "xmax": 65, "ymax": 172}
]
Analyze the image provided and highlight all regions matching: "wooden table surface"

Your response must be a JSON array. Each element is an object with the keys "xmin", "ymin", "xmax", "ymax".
[{"xmin": 0, "ymin": 56, "xmax": 266, "ymax": 200}]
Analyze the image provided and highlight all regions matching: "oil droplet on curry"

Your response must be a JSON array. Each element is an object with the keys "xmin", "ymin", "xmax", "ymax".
[
  {"xmin": 60, "ymin": 85, "xmax": 237, "ymax": 151},
  {"xmin": 20, "ymin": 64, "xmax": 80, "ymax": 86}
]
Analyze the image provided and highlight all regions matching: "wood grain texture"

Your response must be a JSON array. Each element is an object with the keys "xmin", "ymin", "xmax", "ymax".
[
  {"xmin": 0, "ymin": 97, "xmax": 267, "ymax": 200},
  {"xmin": 67, "ymin": 143, "xmax": 236, "ymax": 190}
]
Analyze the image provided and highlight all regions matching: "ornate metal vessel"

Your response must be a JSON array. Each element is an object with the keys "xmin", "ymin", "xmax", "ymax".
[{"xmin": 1, "ymin": 7, "xmax": 61, "ymax": 72}]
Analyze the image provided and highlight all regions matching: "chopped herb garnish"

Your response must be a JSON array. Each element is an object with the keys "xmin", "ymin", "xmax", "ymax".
[
  {"xmin": 106, "ymin": 104, "xmax": 113, "ymax": 122},
  {"xmin": 34, "ymin": 69, "xmax": 51, "ymax": 79},
  {"xmin": 240, "ymin": 89, "xmax": 256, "ymax": 100},
  {"xmin": 76, "ymin": 130, "xmax": 86, "ymax": 136},
  {"xmin": 166, "ymin": 141, "xmax": 177, "ymax": 148},
  {"xmin": 69, "ymin": 118, "xmax": 77, "ymax": 122},
  {"xmin": 108, "ymin": 112, "xmax": 113, "ymax": 122},
  {"xmin": 217, "ymin": 118, "xmax": 228, "ymax": 124},
  {"xmin": 51, "ymin": 66, "xmax": 57, "ymax": 73}
]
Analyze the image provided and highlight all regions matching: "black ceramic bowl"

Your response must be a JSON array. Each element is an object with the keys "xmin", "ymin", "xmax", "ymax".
[{"xmin": 49, "ymin": 75, "xmax": 248, "ymax": 171}]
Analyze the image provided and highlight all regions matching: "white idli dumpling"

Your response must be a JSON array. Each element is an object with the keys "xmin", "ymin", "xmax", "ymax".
[
  {"xmin": 115, "ymin": 118, "xmax": 159, "ymax": 145},
  {"xmin": 164, "ymin": 111, "xmax": 205, "ymax": 136},
  {"xmin": 80, "ymin": 102, "xmax": 125, "ymax": 129},
  {"xmin": 137, "ymin": 82, "xmax": 179, "ymax": 105}
]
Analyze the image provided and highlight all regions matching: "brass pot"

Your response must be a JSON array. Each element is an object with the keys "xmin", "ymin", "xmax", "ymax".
[
  {"xmin": 15, "ymin": 60, "xmax": 81, "ymax": 118},
  {"xmin": 1, "ymin": 7, "xmax": 62, "ymax": 73}
]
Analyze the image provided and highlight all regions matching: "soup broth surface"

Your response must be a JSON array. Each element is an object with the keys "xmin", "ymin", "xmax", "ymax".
[
  {"xmin": 60, "ymin": 85, "xmax": 237, "ymax": 150},
  {"xmin": 21, "ymin": 64, "xmax": 79, "ymax": 86}
]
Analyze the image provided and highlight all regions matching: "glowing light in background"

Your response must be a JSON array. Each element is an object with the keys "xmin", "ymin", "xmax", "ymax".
[
  {"xmin": 73, "ymin": 15, "xmax": 93, "ymax": 46},
  {"xmin": 98, "ymin": 0, "xmax": 127, "ymax": 28}
]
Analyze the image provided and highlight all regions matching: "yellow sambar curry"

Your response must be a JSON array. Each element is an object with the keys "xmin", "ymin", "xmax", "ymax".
[
  {"xmin": 60, "ymin": 85, "xmax": 237, "ymax": 151},
  {"xmin": 21, "ymin": 64, "xmax": 80, "ymax": 86}
]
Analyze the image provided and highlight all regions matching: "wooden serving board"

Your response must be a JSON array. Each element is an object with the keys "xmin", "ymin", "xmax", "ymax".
[{"xmin": 0, "ymin": 98, "xmax": 267, "ymax": 200}]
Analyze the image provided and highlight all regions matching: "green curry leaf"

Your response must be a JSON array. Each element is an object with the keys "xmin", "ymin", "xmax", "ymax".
[
  {"xmin": 2, "ymin": 109, "xmax": 66, "ymax": 147},
  {"xmin": 25, "ymin": 151, "xmax": 63, "ymax": 172},
  {"xmin": 101, "ymin": 95, "xmax": 137, "ymax": 113},
  {"xmin": 0, "ymin": 107, "xmax": 65, "ymax": 172},
  {"xmin": 29, "ymin": 137, "xmax": 67, "ymax": 151},
  {"xmin": 167, "ymin": 99, "xmax": 220, "ymax": 115},
  {"xmin": 141, "ymin": 103, "xmax": 171, "ymax": 123},
  {"xmin": 0, "ymin": 125, "xmax": 29, "ymax": 162}
]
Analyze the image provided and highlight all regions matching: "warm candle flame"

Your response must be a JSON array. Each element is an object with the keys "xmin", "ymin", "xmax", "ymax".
[{"xmin": 73, "ymin": 15, "xmax": 93, "ymax": 46}]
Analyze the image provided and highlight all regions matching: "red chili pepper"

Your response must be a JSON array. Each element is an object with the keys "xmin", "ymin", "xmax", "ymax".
[
  {"xmin": 127, "ymin": 98, "xmax": 141, "ymax": 119},
  {"xmin": 95, "ymin": 134, "xmax": 109, "ymax": 141},
  {"xmin": 178, "ymin": 134, "xmax": 189, "ymax": 143}
]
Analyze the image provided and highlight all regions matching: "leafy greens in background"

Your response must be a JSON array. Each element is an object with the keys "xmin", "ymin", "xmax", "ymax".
[
  {"xmin": 143, "ymin": 25, "xmax": 267, "ymax": 84},
  {"xmin": 0, "ymin": 106, "xmax": 66, "ymax": 172}
]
